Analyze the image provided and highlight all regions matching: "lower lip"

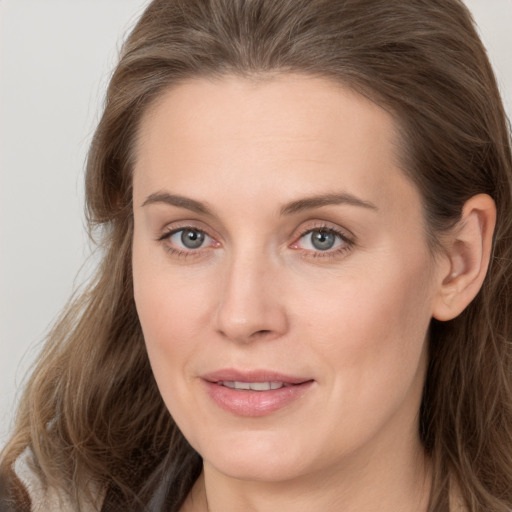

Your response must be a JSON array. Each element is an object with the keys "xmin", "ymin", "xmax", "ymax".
[{"xmin": 203, "ymin": 380, "xmax": 314, "ymax": 417}]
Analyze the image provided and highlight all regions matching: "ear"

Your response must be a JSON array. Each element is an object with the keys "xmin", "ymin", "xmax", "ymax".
[{"xmin": 432, "ymin": 194, "xmax": 496, "ymax": 321}]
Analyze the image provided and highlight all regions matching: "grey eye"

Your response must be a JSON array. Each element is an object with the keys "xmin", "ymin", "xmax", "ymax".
[
  {"xmin": 181, "ymin": 229, "xmax": 205, "ymax": 249},
  {"xmin": 298, "ymin": 228, "xmax": 344, "ymax": 252},
  {"xmin": 310, "ymin": 230, "xmax": 336, "ymax": 250},
  {"xmin": 170, "ymin": 228, "xmax": 207, "ymax": 249}
]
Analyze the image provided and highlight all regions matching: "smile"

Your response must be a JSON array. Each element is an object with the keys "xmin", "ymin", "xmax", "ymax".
[
  {"xmin": 218, "ymin": 381, "xmax": 291, "ymax": 391},
  {"xmin": 201, "ymin": 370, "xmax": 314, "ymax": 416}
]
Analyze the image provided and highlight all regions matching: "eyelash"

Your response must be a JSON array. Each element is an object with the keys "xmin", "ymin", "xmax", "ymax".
[
  {"xmin": 292, "ymin": 224, "xmax": 354, "ymax": 259},
  {"xmin": 157, "ymin": 223, "xmax": 354, "ymax": 261},
  {"xmin": 158, "ymin": 225, "xmax": 215, "ymax": 260}
]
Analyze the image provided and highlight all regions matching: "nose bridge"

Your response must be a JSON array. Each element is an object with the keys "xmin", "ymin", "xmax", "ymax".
[{"xmin": 215, "ymin": 244, "xmax": 288, "ymax": 343}]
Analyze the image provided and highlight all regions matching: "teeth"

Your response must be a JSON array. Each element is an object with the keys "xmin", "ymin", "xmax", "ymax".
[
  {"xmin": 235, "ymin": 381, "xmax": 251, "ymax": 390},
  {"xmin": 220, "ymin": 381, "xmax": 285, "ymax": 391},
  {"xmin": 250, "ymin": 382, "xmax": 271, "ymax": 391}
]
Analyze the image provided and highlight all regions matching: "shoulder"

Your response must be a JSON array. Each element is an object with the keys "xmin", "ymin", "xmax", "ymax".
[{"xmin": 13, "ymin": 447, "xmax": 103, "ymax": 512}]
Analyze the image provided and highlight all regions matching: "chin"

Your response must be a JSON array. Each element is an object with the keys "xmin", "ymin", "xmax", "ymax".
[
  {"xmin": 207, "ymin": 455, "xmax": 308, "ymax": 483},
  {"xmin": 193, "ymin": 428, "xmax": 320, "ymax": 483}
]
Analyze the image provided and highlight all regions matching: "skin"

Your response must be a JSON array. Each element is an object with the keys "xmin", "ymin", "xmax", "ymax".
[{"xmin": 131, "ymin": 75, "xmax": 494, "ymax": 512}]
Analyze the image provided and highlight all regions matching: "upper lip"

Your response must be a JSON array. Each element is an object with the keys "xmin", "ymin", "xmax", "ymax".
[{"xmin": 201, "ymin": 368, "xmax": 312, "ymax": 385}]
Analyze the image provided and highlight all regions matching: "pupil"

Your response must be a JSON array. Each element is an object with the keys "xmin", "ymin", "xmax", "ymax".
[
  {"xmin": 311, "ymin": 230, "xmax": 335, "ymax": 250},
  {"xmin": 181, "ymin": 229, "xmax": 204, "ymax": 249}
]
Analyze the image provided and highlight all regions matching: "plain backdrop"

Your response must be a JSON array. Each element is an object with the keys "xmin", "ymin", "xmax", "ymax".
[{"xmin": 1, "ymin": 0, "xmax": 511, "ymax": 447}]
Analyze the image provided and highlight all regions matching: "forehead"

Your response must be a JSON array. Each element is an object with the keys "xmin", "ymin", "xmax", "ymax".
[{"xmin": 132, "ymin": 74, "xmax": 417, "ymax": 220}]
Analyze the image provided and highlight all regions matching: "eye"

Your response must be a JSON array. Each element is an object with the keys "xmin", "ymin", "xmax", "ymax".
[
  {"xmin": 292, "ymin": 226, "xmax": 352, "ymax": 255},
  {"xmin": 302, "ymin": 229, "xmax": 341, "ymax": 251},
  {"xmin": 164, "ymin": 227, "xmax": 214, "ymax": 251}
]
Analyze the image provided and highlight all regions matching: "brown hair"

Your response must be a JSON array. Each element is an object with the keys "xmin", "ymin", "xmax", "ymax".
[{"xmin": 2, "ymin": 1, "xmax": 511, "ymax": 511}]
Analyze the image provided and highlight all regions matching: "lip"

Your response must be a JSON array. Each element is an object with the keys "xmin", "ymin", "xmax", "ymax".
[{"xmin": 201, "ymin": 369, "xmax": 315, "ymax": 417}]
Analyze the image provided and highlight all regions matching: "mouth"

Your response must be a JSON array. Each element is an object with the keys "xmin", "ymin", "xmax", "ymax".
[
  {"xmin": 217, "ymin": 381, "xmax": 296, "ymax": 391},
  {"xmin": 201, "ymin": 370, "xmax": 315, "ymax": 416}
]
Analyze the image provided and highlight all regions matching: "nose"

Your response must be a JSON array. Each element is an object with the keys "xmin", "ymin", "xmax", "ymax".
[{"xmin": 214, "ymin": 250, "xmax": 289, "ymax": 344}]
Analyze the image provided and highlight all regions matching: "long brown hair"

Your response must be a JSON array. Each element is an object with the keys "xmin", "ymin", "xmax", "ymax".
[{"xmin": 2, "ymin": 1, "xmax": 512, "ymax": 511}]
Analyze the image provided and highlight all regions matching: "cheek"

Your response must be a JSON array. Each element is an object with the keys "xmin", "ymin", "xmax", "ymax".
[
  {"xmin": 133, "ymin": 235, "xmax": 211, "ymax": 343},
  {"xmin": 298, "ymin": 252, "xmax": 433, "ymax": 344},
  {"xmin": 133, "ymin": 268, "xmax": 213, "ymax": 438},
  {"xmin": 135, "ymin": 282, "xmax": 204, "ymax": 352},
  {"xmin": 293, "ymin": 250, "xmax": 434, "ymax": 417},
  {"xmin": 132, "ymin": 242, "xmax": 208, "ymax": 403}
]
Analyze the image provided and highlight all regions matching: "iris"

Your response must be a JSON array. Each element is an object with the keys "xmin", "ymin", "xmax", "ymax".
[
  {"xmin": 310, "ymin": 230, "xmax": 336, "ymax": 251},
  {"xmin": 181, "ymin": 229, "xmax": 205, "ymax": 249}
]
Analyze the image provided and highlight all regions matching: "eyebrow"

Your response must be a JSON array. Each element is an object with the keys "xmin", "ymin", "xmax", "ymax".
[
  {"xmin": 142, "ymin": 192, "xmax": 213, "ymax": 216},
  {"xmin": 280, "ymin": 192, "xmax": 378, "ymax": 215},
  {"xmin": 141, "ymin": 191, "xmax": 378, "ymax": 216}
]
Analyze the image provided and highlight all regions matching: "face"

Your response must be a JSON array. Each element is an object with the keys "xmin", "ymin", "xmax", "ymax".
[{"xmin": 132, "ymin": 75, "xmax": 443, "ymax": 483}]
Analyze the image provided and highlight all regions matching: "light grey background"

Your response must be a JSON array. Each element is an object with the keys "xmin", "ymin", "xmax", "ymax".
[{"xmin": 1, "ymin": 0, "xmax": 511, "ymax": 446}]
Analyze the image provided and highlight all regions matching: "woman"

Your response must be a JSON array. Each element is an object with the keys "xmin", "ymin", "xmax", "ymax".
[{"xmin": 1, "ymin": 0, "xmax": 511, "ymax": 511}]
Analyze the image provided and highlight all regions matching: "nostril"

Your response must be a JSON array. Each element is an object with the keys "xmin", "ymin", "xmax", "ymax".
[{"xmin": 251, "ymin": 329, "xmax": 272, "ymax": 338}]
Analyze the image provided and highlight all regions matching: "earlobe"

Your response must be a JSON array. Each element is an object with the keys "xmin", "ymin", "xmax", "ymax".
[{"xmin": 432, "ymin": 194, "xmax": 496, "ymax": 322}]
